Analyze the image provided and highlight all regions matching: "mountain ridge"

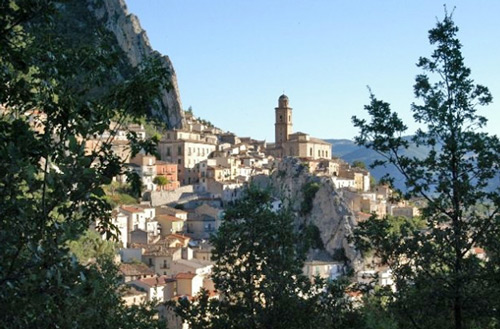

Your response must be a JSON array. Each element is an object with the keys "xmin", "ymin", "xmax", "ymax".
[{"xmin": 85, "ymin": 0, "xmax": 186, "ymax": 128}]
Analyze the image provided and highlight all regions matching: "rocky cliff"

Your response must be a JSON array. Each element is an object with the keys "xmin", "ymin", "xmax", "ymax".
[
  {"xmin": 260, "ymin": 158, "xmax": 363, "ymax": 269},
  {"xmin": 88, "ymin": 0, "xmax": 185, "ymax": 128}
]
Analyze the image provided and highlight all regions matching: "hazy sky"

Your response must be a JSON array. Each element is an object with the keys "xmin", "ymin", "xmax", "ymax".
[{"xmin": 126, "ymin": 0, "xmax": 500, "ymax": 141}]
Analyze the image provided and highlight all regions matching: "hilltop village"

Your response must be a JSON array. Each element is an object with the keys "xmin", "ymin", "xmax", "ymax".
[{"xmin": 83, "ymin": 94, "xmax": 425, "ymax": 326}]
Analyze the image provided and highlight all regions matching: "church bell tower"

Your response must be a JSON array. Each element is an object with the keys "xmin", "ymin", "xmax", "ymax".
[{"xmin": 274, "ymin": 94, "xmax": 293, "ymax": 148}]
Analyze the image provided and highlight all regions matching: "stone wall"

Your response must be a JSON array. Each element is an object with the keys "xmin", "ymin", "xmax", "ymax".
[{"xmin": 146, "ymin": 185, "xmax": 195, "ymax": 206}]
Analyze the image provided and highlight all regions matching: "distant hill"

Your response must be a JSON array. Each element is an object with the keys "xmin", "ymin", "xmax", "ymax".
[
  {"xmin": 326, "ymin": 138, "xmax": 499, "ymax": 193},
  {"xmin": 326, "ymin": 138, "xmax": 432, "ymax": 191}
]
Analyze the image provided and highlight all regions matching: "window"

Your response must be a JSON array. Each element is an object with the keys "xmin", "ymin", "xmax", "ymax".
[
  {"xmin": 178, "ymin": 159, "xmax": 181, "ymax": 164},
  {"xmin": 310, "ymin": 148, "xmax": 312, "ymax": 156},
  {"xmin": 166, "ymin": 147, "xmax": 171, "ymax": 156},
  {"xmin": 148, "ymin": 258, "xmax": 152, "ymax": 266},
  {"xmin": 279, "ymin": 115, "xmax": 283, "ymax": 122},
  {"xmin": 177, "ymin": 146, "xmax": 182, "ymax": 155}
]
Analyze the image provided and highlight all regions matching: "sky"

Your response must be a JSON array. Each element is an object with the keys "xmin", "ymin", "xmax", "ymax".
[{"xmin": 126, "ymin": 0, "xmax": 500, "ymax": 141}]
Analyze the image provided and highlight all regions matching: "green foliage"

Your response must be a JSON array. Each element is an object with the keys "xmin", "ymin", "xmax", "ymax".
[
  {"xmin": 369, "ymin": 175, "xmax": 377, "ymax": 190},
  {"xmin": 172, "ymin": 187, "xmax": 361, "ymax": 329},
  {"xmin": 301, "ymin": 181, "xmax": 320, "ymax": 215},
  {"xmin": 103, "ymin": 182, "xmax": 138, "ymax": 207},
  {"xmin": 352, "ymin": 12, "xmax": 500, "ymax": 329},
  {"xmin": 210, "ymin": 187, "xmax": 313, "ymax": 329},
  {"xmin": 169, "ymin": 289, "xmax": 220, "ymax": 329},
  {"xmin": 361, "ymin": 291, "xmax": 398, "ymax": 329},
  {"xmin": 0, "ymin": 1, "xmax": 168, "ymax": 327},
  {"xmin": 68, "ymin": 229, "xmax": 118, "ymax": 263},
  {"xmin": 304, "ymin": 223, "xmax": 325, "ymax": 250},
  {"xmin": 153, "ymin": 175, "xmax": 169, "ymax": 186},
  {"xmin": 352, "ymin": 160, "xmax": 367, "ymax": 169}
]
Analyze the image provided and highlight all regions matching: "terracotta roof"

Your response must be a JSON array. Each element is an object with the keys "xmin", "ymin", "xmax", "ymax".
[
  {"xmin": 157, "ymin": 214, "xmax": 183, "ymax": 222},
  {"xmin": 356, "ymin": 212, "xmax": 373, "ymax": 222},
  {"xmin": 347, "ymin": 290, "xmax": 363, "ymax": 298},
  {"xmin": 121, "ymin": 205, "xmax": 144, "ymax": 213},
  {"xmin": 135, "ymin": 275, "xmax": 175, "ymax": 287},
  {"xmin": 474, "ymin": 247, "xmax": 485, "ymax": 254},
  {"xmin": 175, "ymin": 272, "xmax": 196, "ymax": 280},
  {"xmin": 168, "ymin": 233, "xmax": 190, "ymax": 241},
  {"xmin": 120, "ymin": 263, "xmax": 155, "ymax": 277}
]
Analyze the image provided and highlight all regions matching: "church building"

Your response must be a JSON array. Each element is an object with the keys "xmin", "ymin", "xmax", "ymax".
[{"xmin": 268, "ymin": 94, "xmax": 331, "ymax": 160}]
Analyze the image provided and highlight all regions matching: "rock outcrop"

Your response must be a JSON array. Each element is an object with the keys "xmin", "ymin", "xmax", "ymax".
[
  {"xmin": 265, "ymin": 158, "xmax": 362, "ymax": 269},
  {"xmin": 88, "ymin": 0, "xmax": 185, "ymax": 129}
]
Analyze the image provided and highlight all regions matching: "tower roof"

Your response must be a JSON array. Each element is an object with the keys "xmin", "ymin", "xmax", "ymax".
[
  {"xmin": 279, "ymin": 94, "xmax": 288, "ymax": 101},
  {"xmin": 278, "ymin": 94, "xmax": 289, "ymax": 108}
]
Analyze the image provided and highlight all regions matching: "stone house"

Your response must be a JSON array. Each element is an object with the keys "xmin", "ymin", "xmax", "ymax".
[
  {"xmin": 119, "ymin": 262, "xmax": 156, "ymax": 282},
  {"xmin": 156, "ymin": 214, "xmax": 185, "ymax": 236},
  {"xmin": 142, "ymin": 244, "xmax": 182, "ymax": 276},
  {"xmin": 128, "ymin": 275, "xmax": 175, "ymax": 303},
  {"xmin": 155, "ymin": 160, "xmax": 180, "ymax": 191},
  {"xmin": 158, "ymin": 129, "xmax": 217, "ymax": 185},
  {"xmin": 129, "ymin": 154, "xmax": 157, "ymax": 191},
  {"xmin": 121, "ymin": 286, "xmax": 148, "ymax": 306}
]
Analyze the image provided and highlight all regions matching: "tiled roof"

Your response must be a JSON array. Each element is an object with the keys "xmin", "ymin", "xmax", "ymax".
[
  {"xmin": 121, "ymin": 205, "xmax": 144, "ymax": 213},
  {"xmin": 168, "ymin": 233, "xmax": 190, "ymax": 241},
  {"xmin": 135, "ymin": 275, "xmax": 175, "ymax": 287},
  {"xmin": 120, "ymin": 263, "xmax": 155, "ymax": 276},
  {"xmin": 175, "ymin": 272, "xmax": 196, "ymax": 280},
  {"xmin": 156, "ymin": 206, "xmax": 187, "ymax": 215},
  {"xmin": 157, "ymin": 214, "xmax": 183, "ymax": 222}
]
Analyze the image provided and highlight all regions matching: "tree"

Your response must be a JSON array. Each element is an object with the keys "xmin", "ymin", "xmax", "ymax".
[
  {"xmin": 153, "ymin": 175, "xmax": 169, "ymax": 190},
  {"xmin": 68, "ymin": 229, "xmax": 118, "ymax": 263},
  {"xmin": 172, "ymin": 187, "xmax": 361, "ymax": 329},
  {"xmin": 352, "ymin": 12, "xmax": 500, "ymax": 329},
  {"xmin": 0, "ymin": 1, "xmax": 168, "ymax": 327},
  {"xmin": 211, "ymin": 187, "xmax": 314, "ymax": 329},
  {"xmin": 352, "ymin": 160, "xmax": 367, "ymax": 169}
]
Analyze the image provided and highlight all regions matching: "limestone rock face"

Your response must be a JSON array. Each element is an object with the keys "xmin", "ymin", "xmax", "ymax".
[
  {"xmin": 268, "ymin": 158, "xmax": 362, "ymax": 269},
  {"xmin": 89, "ymin": 0, "xmax": 185, "ymax": 129}
]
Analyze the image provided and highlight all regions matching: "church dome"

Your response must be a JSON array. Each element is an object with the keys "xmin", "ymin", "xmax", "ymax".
[{"xmin": 278, "ymin": 94, "xmax": 289, "ymax": 108}]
